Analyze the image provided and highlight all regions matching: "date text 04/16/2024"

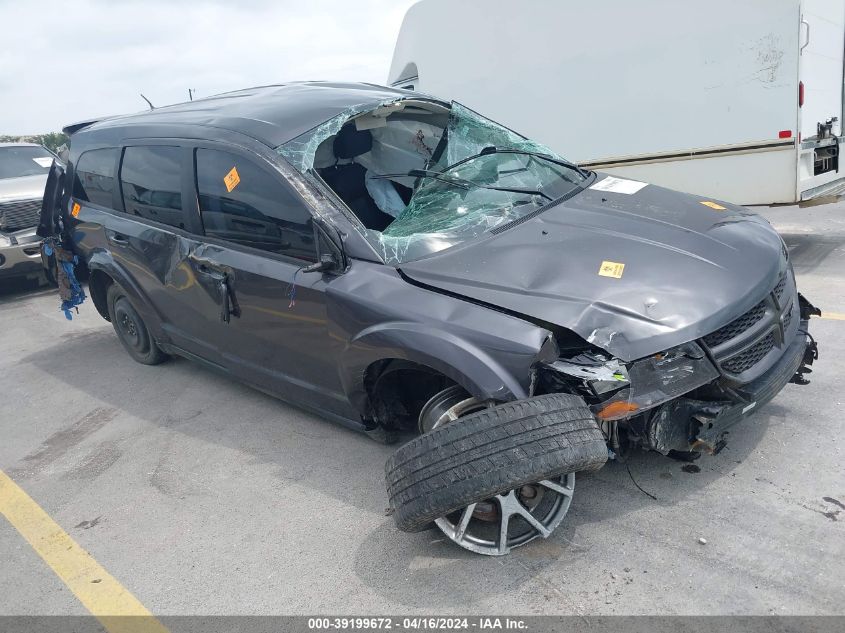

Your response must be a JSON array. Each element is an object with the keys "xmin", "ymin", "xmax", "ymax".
[{"xmin": 307, "ymin": 618, "xmax": 528, "ymax": 630}]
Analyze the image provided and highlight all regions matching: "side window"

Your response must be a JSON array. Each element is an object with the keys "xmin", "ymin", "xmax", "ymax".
[
  {"xmin": 119, "ymin": 146, "xmax": 185, "ymax": 229},
  {"xmin": 73, "ymin": 148, "xmax": 118, "ymax": 208},
  {"xmin": 195, "ymin": 148, "xmax": 315, "ymax": 260}
]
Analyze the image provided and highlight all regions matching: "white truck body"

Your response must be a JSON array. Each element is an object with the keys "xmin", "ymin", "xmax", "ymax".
[{"xmin": 388, "ymin": 0, "xmax": 845, "ymax": 205}]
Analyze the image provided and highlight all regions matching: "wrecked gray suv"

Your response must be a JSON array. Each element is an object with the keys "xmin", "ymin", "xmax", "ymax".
[{"xmin": 39, "ymin": 83, "xmax": 819, "ymax": 556}]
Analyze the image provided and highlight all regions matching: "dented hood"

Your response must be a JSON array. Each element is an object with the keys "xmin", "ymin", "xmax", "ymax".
[{"xmin": 399, "ymin": 179, "xmax": 785, "ymax": 361}]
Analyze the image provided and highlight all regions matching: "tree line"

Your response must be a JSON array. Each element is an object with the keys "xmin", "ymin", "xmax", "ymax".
[{"xmin": 0, "ymin": 132, "xmax": 69, "ymax": 153}]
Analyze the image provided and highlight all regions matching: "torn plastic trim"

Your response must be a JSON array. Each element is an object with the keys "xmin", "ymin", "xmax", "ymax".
[
  {"xmin": 545, "ymin": 355, "xmax": 630, "ymax": 396},
  {"xmin": 798, "ymin": 292, "xmax": 821, "ymax": 320},
  {"xmin": 543, "ymin": 342, "xmax": 720, "ymax": 421},
  {"xmin": 646, "ymin": 317, "xmax": 814, "ymax": 454}
]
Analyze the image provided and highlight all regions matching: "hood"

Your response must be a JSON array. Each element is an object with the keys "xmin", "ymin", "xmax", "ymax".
[
  {"xmin": 399, "ymin": 177, "xmax": 785, "ymax": 361},
  {"xmin": 0, "ymin": 174, "xmax": 49, "ymax": 202}
]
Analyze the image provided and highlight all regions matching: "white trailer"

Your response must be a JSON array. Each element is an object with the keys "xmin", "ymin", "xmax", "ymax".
[{"xmin": 388, "ymin": 0, "xmax": 845, "ymax": 205}]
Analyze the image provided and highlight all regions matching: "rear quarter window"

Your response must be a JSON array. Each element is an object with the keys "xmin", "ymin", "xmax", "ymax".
[{"xmin": 73, "ymin": 148, "xmax": 118, "ymax": 208}]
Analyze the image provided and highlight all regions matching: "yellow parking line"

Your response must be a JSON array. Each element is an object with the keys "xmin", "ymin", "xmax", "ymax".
[
  {"xmin": 821, "ymin": 312, "xmax": 845, "ymax": 321},
  {"xmin": 0, "ymin": 470, "xmax": 168, "ymax": 633}
]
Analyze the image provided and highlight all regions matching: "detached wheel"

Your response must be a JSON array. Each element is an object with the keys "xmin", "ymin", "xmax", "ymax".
[
  {"xmin": 106, "ymin": 283, "xmax": 167, "ymax": 365},
  {"xmin": 385, "ymin": 390, "xmax": 608, "ymax": 555}
]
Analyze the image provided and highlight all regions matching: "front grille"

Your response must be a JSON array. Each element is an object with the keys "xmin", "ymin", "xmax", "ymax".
[
  {"xmin": 773, "ymin": 271, "xmax": 787, "ymax": 302},
  {"xmin": 701, "ymin": 267, "xmax": 796, "ymax": 379},
  {"xmin": 0, "ymin": 198, "xmax": 41, "ymax": 232},
  {"xmin": 703, "ymin": 299, "xmax": 767, "ymax": 347},
  {"xmin": 722, "ymin": 332, "xmax": 776, "ymax": 373},
  {"xmin": 782, "ymin": 302, "xmax": 794, "ymax": 332}
]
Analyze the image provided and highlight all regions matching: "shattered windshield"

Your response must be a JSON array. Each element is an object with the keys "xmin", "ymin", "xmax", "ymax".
[{"xmin": 279, "ymin": 101, "xmax": 588, "ymax": 264}]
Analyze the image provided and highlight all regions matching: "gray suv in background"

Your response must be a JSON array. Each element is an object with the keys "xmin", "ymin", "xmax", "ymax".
[{"xmin": 0, "ymin": 143, "xmax": 56, "ymax": 283}]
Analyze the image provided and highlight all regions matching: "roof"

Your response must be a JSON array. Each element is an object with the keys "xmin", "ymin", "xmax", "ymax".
[{"xmin": 69, "ymin": 82, "xmax": 416, "ymax": 148}]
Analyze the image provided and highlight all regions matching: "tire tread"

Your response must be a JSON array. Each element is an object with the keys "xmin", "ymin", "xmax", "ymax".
[{"xmin": 385, "ymin": 393, "xmax": 607, "ymax": 532}]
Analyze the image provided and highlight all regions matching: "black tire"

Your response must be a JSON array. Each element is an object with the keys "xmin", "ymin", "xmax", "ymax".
[
  {"xmin": 106, "ymin": 283, "xmax": 167, "ymax": 365},
  {"xmin": 385, "ymin": 393, "xmax": 607, "ymax": 533}
]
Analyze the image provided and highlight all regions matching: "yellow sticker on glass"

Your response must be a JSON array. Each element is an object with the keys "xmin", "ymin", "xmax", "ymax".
[
  {"xmin": 223, "ymin": 166, "xmax": 241, "ymax": 192},
  {"xmin": 700, "ymin": 200, "xmax": 726, "ymax": 210},
  {"xmin": 599, "ymin": 261, "xmax": 625, "ymax": 278},
  {"xmin": 71, "ymin": 202, "xmax": 81, "ymax": 217}
]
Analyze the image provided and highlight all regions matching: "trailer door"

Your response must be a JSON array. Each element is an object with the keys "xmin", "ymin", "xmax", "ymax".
[{"xmin": 798, "ymin": 0, "xmax": 845, "ymax": 200}]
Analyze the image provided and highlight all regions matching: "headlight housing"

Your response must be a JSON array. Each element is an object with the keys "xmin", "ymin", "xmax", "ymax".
[{"xmin": 546, "ymin": 342, "xmax": 719, "ymax": 421}]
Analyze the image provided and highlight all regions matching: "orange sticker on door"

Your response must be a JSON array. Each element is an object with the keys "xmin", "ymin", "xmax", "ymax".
[
  {"xmin": 71, "ymin": 202, "xmax": 81, "ymax": 217},
  {"xmin": 223, "ymin": 166, "xmax": 241, "ymax": 192},
  {"xmin": 598, "ymin": 260, "xmax": 625, "ymax": 278}
]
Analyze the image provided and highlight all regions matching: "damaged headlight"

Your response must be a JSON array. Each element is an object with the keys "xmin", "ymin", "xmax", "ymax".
[{"xmin": 546, "ymin": 342, "xmax": 719, "ymax": 421}]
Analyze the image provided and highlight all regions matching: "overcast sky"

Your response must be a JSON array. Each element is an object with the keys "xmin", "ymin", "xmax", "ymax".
[{"xmin": 1, "ymin": 0, "xmax": 417, "ymax": 134}]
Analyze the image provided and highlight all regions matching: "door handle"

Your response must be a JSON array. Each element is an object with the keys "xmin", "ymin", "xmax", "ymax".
[
  {"xmin": 800, "ymin": 18, "xmax": 810, "ymax": 53},
  {"xmin": 195, "ymin": 263, "xmax": 224, "ymax": 279},
  {"xmin": 213, "ymin": 274, "xmax": 240, "ymax": 323},
  {"xmin": 106, "ymin": 231, "xmax": 129, "ymax": 245},
  {"xmin": 188, "ymin": 255, "xmax": 239, "ymax": 323}
]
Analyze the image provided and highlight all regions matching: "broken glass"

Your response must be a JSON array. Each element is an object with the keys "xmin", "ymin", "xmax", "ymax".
[
  {"xmin": 429, "ymin": 102, "xmax": 559, "ymax": 171},
  {"xmin": 278, "ymin": 99, "xmax": 588, "ymax": 265},
  {"xmin": 278, "ymin": 99, "xmax": 405, "ymax": 172}
]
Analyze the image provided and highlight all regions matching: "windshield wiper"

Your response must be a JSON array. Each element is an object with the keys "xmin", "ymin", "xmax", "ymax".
[
  {"xmin": 371, "ymin": 169, "xmax": 553, "ymax": 201},
  {"xmin": 445, "ymin": 146, "xmax": 590, "ymax": 180}
]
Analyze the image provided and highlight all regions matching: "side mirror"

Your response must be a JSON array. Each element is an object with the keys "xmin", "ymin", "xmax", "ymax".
[{"xmin": 301, "ymin": 253, "xmax": 337, "ymax": 274}]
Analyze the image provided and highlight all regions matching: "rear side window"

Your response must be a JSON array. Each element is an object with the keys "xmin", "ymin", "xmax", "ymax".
[
  {"xmin": 73, "ymin": 148, "xmax": 118, "ymax": 208},
  {"xmin": 120, "ymin": 146, "xmax": 185, "ymax": 229},
  {"xmin": 195, "ymin": 148, "xmax": 314, "ymax": 260}
]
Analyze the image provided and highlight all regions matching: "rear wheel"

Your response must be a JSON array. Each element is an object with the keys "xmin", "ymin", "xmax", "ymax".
[
  {"xmin": 386, "ymin": 390, "xmax": 607, "ymax": 555},
  {"xmin": 106, "ymin": 283, "xmax": 167, "ymax": 365}
]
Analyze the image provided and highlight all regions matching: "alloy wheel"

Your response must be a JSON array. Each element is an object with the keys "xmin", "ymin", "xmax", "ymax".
[{"xmin": 418, "ymin": 386, "xmax": 576, "ymax": 555}]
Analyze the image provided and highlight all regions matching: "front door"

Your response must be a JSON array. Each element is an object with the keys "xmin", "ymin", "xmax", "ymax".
[{"xmin": 187, "ymin": 146, "xmax": 354, "ymax": 419}]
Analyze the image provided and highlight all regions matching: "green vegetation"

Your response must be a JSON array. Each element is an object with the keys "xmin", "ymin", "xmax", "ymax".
[{"xmin": 0, "ymin": 132, "xmax": 69, "ymax": 152}]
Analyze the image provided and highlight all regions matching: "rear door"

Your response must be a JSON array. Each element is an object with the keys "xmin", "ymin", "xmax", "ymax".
[
  {"xmin": 110, "ymin": 143, "xmax": 228, "ymax": 365},
  {"xmin": 187, "ymin": 144, "xmax": 354, "ymax": 418},
  {"xmin": 798, "ymin": 0, "xmax": 845, "ymax": 199}
]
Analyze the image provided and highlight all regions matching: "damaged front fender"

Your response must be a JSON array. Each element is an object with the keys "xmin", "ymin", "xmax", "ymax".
[{"xmin": 328, "ymin": 262, "xmax": 557, "ymax": 416}]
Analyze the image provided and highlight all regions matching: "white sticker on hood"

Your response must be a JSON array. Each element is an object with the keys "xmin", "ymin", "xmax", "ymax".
[
  {"xmin": 32, "ymin": 157, "xmax": 53, "ymax": 167},
  {"xmin": 590, "ymin": 176, "xmax": 647, "ymax": 194}
]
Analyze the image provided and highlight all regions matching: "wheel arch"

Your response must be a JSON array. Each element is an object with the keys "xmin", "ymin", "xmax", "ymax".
[
  {"xmin": 341, "ymin": 323, "xmax": 531, "ymax": 422},
  {"xmin": 88, "ymin": 269, "xmax": 114, "ymax": 321},
  {"xmin": 86, "ymin": 252, "xmax": 166, "ymax": 340}
]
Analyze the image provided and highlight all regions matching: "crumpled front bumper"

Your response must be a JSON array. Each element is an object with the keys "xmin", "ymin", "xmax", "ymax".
[{"xmin": 647, "ymin": 317, "xmax": 817, "ymax": 454}]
